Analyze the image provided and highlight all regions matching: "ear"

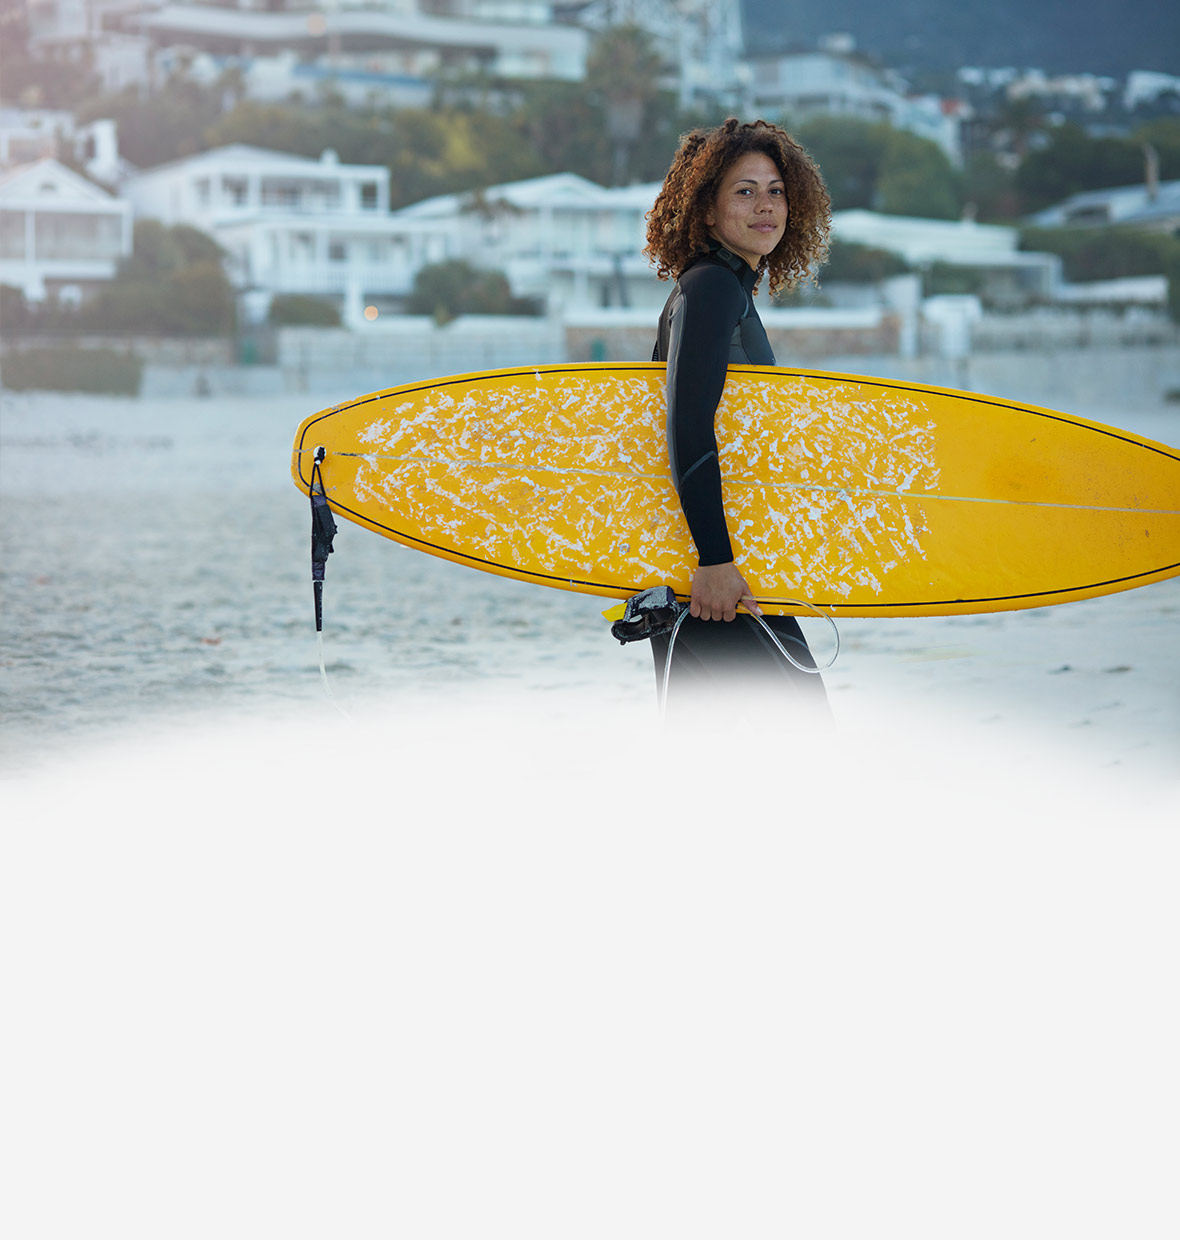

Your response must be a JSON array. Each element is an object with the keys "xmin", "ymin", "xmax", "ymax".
[{"xmin": 704, "ymin": 206, "xmax": 715, "ymax": 227}]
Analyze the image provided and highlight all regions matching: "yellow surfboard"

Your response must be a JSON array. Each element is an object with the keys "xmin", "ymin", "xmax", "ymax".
[{"xmin": 291, "ymin": 363, "xmax": 1180, "ymax": 618}]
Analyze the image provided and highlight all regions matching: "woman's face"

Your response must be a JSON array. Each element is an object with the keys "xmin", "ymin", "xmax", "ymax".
[{"xmin": 704, "ymin": 151, "xmax": 788, "ymax": 270}]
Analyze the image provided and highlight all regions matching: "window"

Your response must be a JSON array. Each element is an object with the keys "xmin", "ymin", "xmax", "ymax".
[
  {"xmin": 263, "ymin": 182, "xmax": 302, "ymax": 209},
  {"xmin": 223, "ymin": 176, "xmax": 248, "ymax": 206},
  {"xmin": 328, "ymin": 241, "xmax": 347, "ymax": 262},
  {"xmin": 361, "ymin": 182, "xmax": 378, "ymax": 209},
  {"xmin": 0, "ymin": 210, "xmax": 25, "ymax": 259},
  {"xmin": 34, "ymin": 211, "xmax": 123, "ymax": 260}
]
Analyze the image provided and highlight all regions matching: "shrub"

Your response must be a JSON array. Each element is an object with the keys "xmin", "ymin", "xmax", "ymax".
[
  {"xmin": 822, "ymin": 240, "xmax": 911, "ymax": 283},
  {"xmin": 268, "ymin": 294, "xmax": 342, "ymax": 326},
  {"xmin": 1020, "ymin": 227, "xmax": 1180, "ymax": 282},
  {"xmin": 1, "ymin": 346, "xmax": 143, "ymax": 395},
  {"xmin": 1, "ymin": 284, "xmax": 32, "ymax": 332},
  {"xmin": 406, "ymin": 260, "xmax": 540, "ymax": 324},
  {"xmin": 923, "ymin": 263, "xmax": 986, "ymax": 297}
]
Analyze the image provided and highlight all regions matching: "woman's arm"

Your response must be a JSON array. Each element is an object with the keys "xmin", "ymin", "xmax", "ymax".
[
  {"xmin": 665, "ymin": 264, "xmax": 762, "ymax": 619},
  {"xmin": 665, "ymin": 262, "xmax": 744, "ymax": 567}
]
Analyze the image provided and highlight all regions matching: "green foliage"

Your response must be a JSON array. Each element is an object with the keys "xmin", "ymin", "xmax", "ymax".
[
  {"xmin": 77, "ymin": 79, "xmax": 224, "ymax": 168},
  {"xmin": 585, "ymin": 23, "xmax": 669, "ymax": 185},
  {"xmin": 923, "ymin": 263, "xmax": 985, "ymax": 296},
  {"xmin": 960, "ymin": 152, "xmax": 1022, "ymax": 222},
  {"xmin": 268, "ymin": 294, "xmax": 342, "ymax": 327},
  {"xmin": 876, "ymin": 129, "xmax": 961, "ymax": 218},
  {"xmin": 1022, "ymin": 225, "xmax": 1180, "ymax": 323},
  {"xmin": 794, "ymin": 117, "xmax": 961, "ymax": 218},
  {"xmin": 406, "ymin": 260, "xmax": 539, "ymax": 324},
  {"xmin": 822, "ymin": 240, "xmax": 911, "ymax": 283},
  {"xmin": 793, "ymin": 117, "xmax": 888, "ymax": 211},
  {"xmin": 1, "ymin": 283, "xmax": 31, "ymax": 332},
  {"xmin": 1, "ymin": 346, "xmax": 142, "ymax": 395},
  {"xmin": 1020, "ymin": 226, "xmax": 1180, "ymax": 281},
  {"xmin": 1133, "ymin": 119, "xmax": 1180, "ymax": 175},
  {"xmin": 1017, "ymin": 123, "xmax": 1161, "ymax": 213},
  {"xmin": 1167, "ymin": 252, "xmax": 1180, "ymax": 325},
  {"xmin": 78, "ymin": 221, "xmax": 235, "ymax": 335},
  {"xmin": 116, "ymin": 219, "xmax": 222, "ymax": 281},
  {"xmin": 204, "ymin": 98, "xmax": 548, "ymax": 209}
]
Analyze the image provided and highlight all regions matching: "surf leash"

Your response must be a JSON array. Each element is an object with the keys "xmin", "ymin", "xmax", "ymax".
[
  {"xmin": 308, "ymin": 447, "xmax": 350, "ymax": 717},
  {"xmin": 310, "ymin": 446, "xmax": 337, "ymax": 633},
  {"xmin": 606, "ymin": 585, "xmax": 839, "ymax": 716}
]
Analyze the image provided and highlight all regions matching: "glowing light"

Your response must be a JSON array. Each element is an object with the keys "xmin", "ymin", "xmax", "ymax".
[{"xmin": 364, "ymin": 305, "xmax": 379, "ymax": 321}]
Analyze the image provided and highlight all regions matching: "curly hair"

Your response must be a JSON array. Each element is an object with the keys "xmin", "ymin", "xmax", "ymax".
[{"xmin": 645, "ymin": 118, "xmax": 831, "ymax": 296}]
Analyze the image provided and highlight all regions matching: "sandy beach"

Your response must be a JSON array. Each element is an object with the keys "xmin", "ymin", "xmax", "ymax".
[
  {"xmin": 3, "ymin": 386, "xmax": 1178, "ymax": 784},
  {"xmin": 3, "ymin": 383, "xmax": 1179, "ymax": 1240}
]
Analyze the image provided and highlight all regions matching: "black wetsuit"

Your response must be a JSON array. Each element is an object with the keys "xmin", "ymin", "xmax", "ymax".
[{"xmin": 650, "ymin": 242, "xmax": 829, "ymax": 710}]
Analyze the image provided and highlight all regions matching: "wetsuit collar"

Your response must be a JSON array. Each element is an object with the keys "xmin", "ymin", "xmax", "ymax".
[{"xmin": 704, "ymin": 239, "xmax": 759, "ymax": 288}]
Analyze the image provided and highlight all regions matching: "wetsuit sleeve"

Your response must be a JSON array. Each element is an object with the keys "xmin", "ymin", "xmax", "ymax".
[{"xmin": 665, "ymin": 263, "xmax": 747, "ymax": 566}]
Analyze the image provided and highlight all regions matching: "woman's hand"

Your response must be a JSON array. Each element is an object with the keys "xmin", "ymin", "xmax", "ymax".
[{"xmin": 690, "ymin": 562, "xmax": 763, "ymax": 621}]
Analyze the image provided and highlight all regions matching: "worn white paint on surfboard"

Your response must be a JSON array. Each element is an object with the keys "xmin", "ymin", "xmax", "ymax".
[{"xmin": 292, "ymin": 363, "xmax": 1180, "ymax": 618}]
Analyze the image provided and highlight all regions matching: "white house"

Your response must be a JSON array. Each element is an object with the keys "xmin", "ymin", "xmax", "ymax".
[
  {"xmin": 25, "ymin": 0, "xmax": 154, "ymax": 95},
  {"xmin": 0, "ymin": 157, "xmax": 134, "ymax": 303},
  {"xmin": 578, "ymin": 0, "xmax": 749, "ymax": 110},
  {"xmin": 131, "ymin": 3, "xmax": 589, "ymax": 84},
  {"xmin": 1, "ymin": 109, "xmax": 128, "ymax": 185},
  {"xmin": 391, "ymin": 173, "xmax": 668, "ymax": 312},
  {"xmin": 120, "ymin": 144, "xmax": 445, "ymax": 314},
  {"xmin": 1028, "ymin": 178, "xmax": 1180, "ymax": 236},
  {"xmin": 750, "ymin": 50, "xmax": 965, "ymax": 164},
  {"xmin": 831, "ymin": 209, "xmax": 1061, "ymax": 300}
]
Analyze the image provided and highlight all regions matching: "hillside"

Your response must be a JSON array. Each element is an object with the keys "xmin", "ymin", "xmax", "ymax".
[{"xmin": 741, "ymin": 0, "xmax": 1180, "ymax": 77}]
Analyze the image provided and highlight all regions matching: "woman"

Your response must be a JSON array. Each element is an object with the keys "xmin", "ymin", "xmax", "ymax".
[{"xmin": 644, "ymin": 117, "xmax": 833, "ymax": 711}]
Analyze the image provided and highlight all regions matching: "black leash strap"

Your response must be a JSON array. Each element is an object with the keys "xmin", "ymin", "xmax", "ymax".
[
  {"xmin": 309, "ymin": 447, "xmax": 337, "ymax": 633},
  {"xmin": 611, "ymin": 586, "xmax": 685, "ymax": 644}
]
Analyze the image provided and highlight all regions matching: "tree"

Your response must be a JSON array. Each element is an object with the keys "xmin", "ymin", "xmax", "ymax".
[
  {"xmin": 406, "ymin": 260, "xmax": 538, "ymax": 324},
  {"xmin": 821, "ymin": 241, "xmax": 910, "ymax": 283},
  {"xmin": 79, "ymin": 221, "xmax": 235, "ymax": 335},
  {"xmin": 961, "ymin": 151, "xmax": 1022, "ymax": 222},
  {"xmin": 795, "ymin": 117, "xmax": 961, "ymax": 218},
  {"xmin": 1020, "ymin": 226, "xmax": 1180, "ymax": 282},
  {"xmin": 1016, "ymin": 124, "xmax": 1148, "ymax": 213},
  {"xmin": 1132, "ymin": 118, "xmax": 1180, "ymax": 179},
  {"xmin": 0, "ymin": 283, "xmax": 31, "ymax": 332},
  {"xmin": 585, "ymin": 23, "xmax": 667, "ymax": 186},
  {"xmin": 793, "ymin": 117, "xmax": 886, "ymax": 211},
  {"xmin": 269, "ymin": 294, "xmax": 341, "ymax": 327},
  {"xmin": 77, "ymin": 79, "xmax": 224, "ymax": 168},
  {"xmin": 875, "ymin": 129, "xmax": 961, "ymax": 219}
]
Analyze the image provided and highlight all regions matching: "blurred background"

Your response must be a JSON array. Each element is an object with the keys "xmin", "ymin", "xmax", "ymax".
[
  {"xmin": 2, "ymin": 0, "xmax": 1179, "ymax": 777},
  {"xmin": 4, "ymin": 14, "xmax": 1180, "ymax": 1237},
  {"xmin": 1, "ymin": 0, "xmax": 1178, "ymax": 402}
]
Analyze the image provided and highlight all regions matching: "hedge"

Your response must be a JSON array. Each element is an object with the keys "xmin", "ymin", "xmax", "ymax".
[{"xmin": 1, "ymin": 346, "xmax": 144, "ymax": 395}]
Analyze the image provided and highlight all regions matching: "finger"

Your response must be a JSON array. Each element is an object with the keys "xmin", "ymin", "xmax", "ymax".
[{"xmin": 738, "ymin": 594, "xmax": 763, "ymax": 615}]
